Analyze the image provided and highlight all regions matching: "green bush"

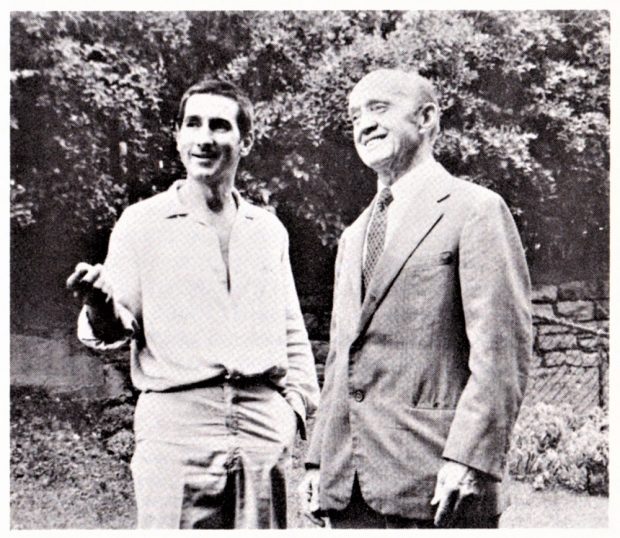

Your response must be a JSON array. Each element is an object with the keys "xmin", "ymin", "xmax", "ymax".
[{"xmin": 509, "ymin": 403, "xmax": 608, "ymax": 495}]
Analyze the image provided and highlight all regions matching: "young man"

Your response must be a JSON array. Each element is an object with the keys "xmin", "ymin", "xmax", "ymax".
[
  {"xmin": 299, "ymin": 69, "xmax": 531, "ymax": 528},
  {"xmin": 67, "ymin": 79, "xmax": 319, "ymax": 529}
]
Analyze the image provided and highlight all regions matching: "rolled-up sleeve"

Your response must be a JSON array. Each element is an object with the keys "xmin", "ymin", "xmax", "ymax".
[{"xmin": 77, "ymin": 208, "xmax": 142, "ymax": 351}]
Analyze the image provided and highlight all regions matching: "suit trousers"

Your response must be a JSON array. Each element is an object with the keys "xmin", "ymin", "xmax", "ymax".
[
  {"xmin": 130, "ymin": 378, "xmax": 298, "ymax": 528},
  {"xmin": 328, "ymin": 475, "xmax": 500, "ymax": 529}
]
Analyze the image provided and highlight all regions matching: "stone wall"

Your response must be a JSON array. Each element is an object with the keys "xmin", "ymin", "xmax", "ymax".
[{"xmin": 528, "ymin": 279, "xmax": 609, "ymax": 411}]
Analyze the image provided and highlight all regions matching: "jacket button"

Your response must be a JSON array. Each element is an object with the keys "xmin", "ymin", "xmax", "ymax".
[{"xmin": 353, "ymin": 390, "xmax": 365, "ymax": 402}]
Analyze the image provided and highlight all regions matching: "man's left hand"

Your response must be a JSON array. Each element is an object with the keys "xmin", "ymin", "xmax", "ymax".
[
  {"xmin": 430, "ymin": 461, "xmax": 482, "ymax": 527},
  {"xmin": 297, "ymin": 469, "xmax": 326, "ymax": 527}
]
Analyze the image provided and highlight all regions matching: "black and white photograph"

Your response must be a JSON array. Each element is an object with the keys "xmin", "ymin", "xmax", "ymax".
[{"xmin": 8, "ymin": 7, "xmax": 612, "ymax": 530}]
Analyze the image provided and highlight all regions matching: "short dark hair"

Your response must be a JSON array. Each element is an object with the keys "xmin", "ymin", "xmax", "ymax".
[{"xmin": 176, "ymin": 79, "xmax": 254, "ymax": 139}]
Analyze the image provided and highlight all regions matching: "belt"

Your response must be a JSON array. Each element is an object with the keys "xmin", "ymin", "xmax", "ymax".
[{"xmin": 153, "ymin": 372, "xmax": 277, "ymax": 393}]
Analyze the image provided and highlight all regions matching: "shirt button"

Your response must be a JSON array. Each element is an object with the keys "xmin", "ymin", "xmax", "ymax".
[{"xmin": 353, "ymin": 390, "xmax": 365, "ymax": 402}]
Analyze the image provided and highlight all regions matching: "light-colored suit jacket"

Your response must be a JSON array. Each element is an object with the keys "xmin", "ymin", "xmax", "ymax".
[{"xmin": 306, "ymin": 161, "xmax": 532, "ymax": 519}]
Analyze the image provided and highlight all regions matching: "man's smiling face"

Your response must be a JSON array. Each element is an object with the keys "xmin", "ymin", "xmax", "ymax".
[
  {"xmin": 348, "ymin": 71, "xmax": 425, "ymax": 176},
  {"xmin": 176, "ymin": 93, "xmax": 251, "ymax": 185}
]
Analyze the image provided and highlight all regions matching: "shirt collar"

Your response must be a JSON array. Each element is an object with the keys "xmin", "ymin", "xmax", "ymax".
[
  {"xmin": 161, "ymin": 179, "xmax": 260, "ymax": 221},
  {"xmin": 376, "ymin": 154, "xmax": 437, "ymax": 203}
]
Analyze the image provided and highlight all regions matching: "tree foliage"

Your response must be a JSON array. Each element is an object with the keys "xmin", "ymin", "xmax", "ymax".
[{"xmin": 11, "ymin": 11, "xmax": 609, "ymax": 293}]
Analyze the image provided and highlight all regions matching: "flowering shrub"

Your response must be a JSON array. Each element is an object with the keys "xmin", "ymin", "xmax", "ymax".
[{"xmin": 508, "ymin": 403, "xmax": 608, "ymax": 495}]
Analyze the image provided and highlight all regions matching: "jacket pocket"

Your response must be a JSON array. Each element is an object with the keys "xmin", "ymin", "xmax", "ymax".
[
  {"xmin": 392, "ymin": 408, "xmax": 457, "ymax": 476},
  {"xmin": 405, "ymin": 251, "xmax": 455, "ymax": 270},
  {"xmin": 393, "ymin": 406, "xmax": 456, "ymax": 432}
]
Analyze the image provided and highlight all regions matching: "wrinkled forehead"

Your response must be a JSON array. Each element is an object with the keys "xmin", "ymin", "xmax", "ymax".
[{"xmin": 349, "ymin": 71, "xmax": 420, "ymax": 109}]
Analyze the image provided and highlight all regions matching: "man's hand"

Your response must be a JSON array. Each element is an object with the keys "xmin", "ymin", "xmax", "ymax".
[
  {"xmin": 430, "ymin": 461, "xmax": 482, "ymax": 527},
  {"xmin": 66, "ymin": 262, "xmax": 111, "ymax": 306},
  {"xmin": 297, "ymin": 468, "xmax": 326, "ymax": 527}
]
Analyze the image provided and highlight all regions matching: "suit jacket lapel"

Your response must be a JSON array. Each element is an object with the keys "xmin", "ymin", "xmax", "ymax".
[{"xmin": 356, "ymin": 165, "xmax": 454, "ymax": 338}]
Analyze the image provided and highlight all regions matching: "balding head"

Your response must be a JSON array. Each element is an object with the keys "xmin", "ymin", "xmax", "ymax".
[
  {"xmin": 349, "ymin": 69, "xmax": 440, "ymax": 142},
  {"xmin": 352, "ymin": 69, "xmax": 437, "ymax": 101},
  {"xmin": 348, "ymin": 69, "xmax": 441, "ymax": 182}
]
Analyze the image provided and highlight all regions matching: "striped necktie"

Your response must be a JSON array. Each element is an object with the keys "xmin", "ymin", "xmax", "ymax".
[{"xmin": 363, "ymin": 187, "xmax": 393, "ymax": 295}]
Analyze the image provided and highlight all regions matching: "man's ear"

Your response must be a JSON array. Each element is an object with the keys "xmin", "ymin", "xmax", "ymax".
[
  {"xmin": 418, "ymin": 103, "xmax": 439, "ymax": 136},
  {"xmin": 239, "ymin": 132, "xmax": 254, "ymax": 157}
]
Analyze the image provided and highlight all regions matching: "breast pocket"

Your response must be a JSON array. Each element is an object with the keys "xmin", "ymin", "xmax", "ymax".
[
  {"xmin": 396, "ymin": 250, "xmax": 458, "ymax": 322},
  {"xmin": 405, "ymin": 250, "xmax": 455, "ymax": 270}
]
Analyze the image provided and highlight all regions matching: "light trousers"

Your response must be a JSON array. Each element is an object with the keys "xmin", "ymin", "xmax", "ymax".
[{"xmin": 130, "ymin": 379, "xmax": 297, "ymax": 528}]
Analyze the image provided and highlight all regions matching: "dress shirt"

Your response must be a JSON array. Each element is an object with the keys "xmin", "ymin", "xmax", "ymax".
[
  {"xmin": 363, "ymin": 155, "xmax": 437, "ymax": 263},
  {"xmin": 78, "ymin": 180, "xmax": 319, "ymax": 429}
]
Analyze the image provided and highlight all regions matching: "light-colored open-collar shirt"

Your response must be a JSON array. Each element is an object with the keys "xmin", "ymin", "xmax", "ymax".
[
  {"xmin": 363, "ymin": 155, "xmax": 437, "ymax": 263},
  {"xmin": 78, "ymin": 180, "xmax": 319, "ymax": 427}
]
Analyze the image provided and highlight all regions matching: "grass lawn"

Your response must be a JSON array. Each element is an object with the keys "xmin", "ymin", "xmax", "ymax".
[
  {"xmin": 501, "ymin": 480, "xmax": 607, "ymax": 528},
  {"xmin": 10, "ymin": 387, "xmax": 608, "ymax": 529}
]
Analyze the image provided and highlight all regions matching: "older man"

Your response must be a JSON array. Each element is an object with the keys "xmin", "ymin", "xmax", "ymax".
[
  {"xmin": 299, "ymin": 69, "xmax": 531, "ymax": 528},
  {"xmin": 67, "ymin": 79, "xmax": 319, "ymax": 529}
]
